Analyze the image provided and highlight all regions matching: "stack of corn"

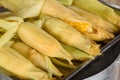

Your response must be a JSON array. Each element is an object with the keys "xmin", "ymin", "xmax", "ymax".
[{"xmin": 0, "ymin": 0, "xmax": 120, "ymax": 80}]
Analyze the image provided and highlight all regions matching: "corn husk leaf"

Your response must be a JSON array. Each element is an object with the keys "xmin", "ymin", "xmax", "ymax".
[
  {"xmin": 0, "ymin": 0, "xmax": 45, "ymax": 18},
  {"xmin": 61, "ymin": 43, "xmax": 94, "ymax": 61},
  {"xmin": 33, "ymin": 18, "xmax": 45, "ymax": 28},
  {"xmin": 0, "ymin": 16, "xmax": 23, "ymax": 30},
  {"xmin": 0, "ymin": 17, "xmax": 23, "ymax": 48},
  {"xmin": 51, "ymin": 58, "xmax": 76, "ymax": 69},
  {"xmin": 0, "ymin": 26, "xmax": 17, "ymax": 48},
  {"xmin": 0, "ymin": 12, "xmax": 12, "ymax": 17},
  {"xmin": 56, "ymin": 0, "xmax": 73, "ymax": 5}
]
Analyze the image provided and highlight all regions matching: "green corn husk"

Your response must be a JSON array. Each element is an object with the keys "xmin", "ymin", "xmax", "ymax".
[
  {"xmin": 12, "ymin": 42, "xmax": 63, "ymax": 77},
  {"xmin": 68, "ymin": 6, "xmax": 118, "ymax": 33},
  {"xmin": 0, "ymin": 47, "xmax": 51, "ymax": 80},
  {"xmin": 42, "ymin": 17, "xmax": 100, "ymax": 56},
  {"xmin": 61, "ymin": 43, "xmax": 94, "ymax": 61},
  {"xmin": 72, "ymin": 0, "xmax": 120, "ymax": 27},
  {"xmin": 51, "ymin": 58, "xmax": 76, "ymax": 69},
  {"xmin": 18, "ymin": 22, "xmax": 73, "ymax": 65},
  {"xmin": 56, "ymin": 0, "xmax": 73, "ymax": 5}
]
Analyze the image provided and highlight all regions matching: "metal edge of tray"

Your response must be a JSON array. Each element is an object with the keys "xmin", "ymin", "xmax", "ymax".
[
  {"xmin": 0, "ymin": 74, "xmax": 12, "ymax": 80},
  {"xmin": 98, "ymin": 0, "xmax": 120, "ymax": 10},
  {"xmin": 63, "ymin": 34, "xmax": 120, "ymax": 80}
]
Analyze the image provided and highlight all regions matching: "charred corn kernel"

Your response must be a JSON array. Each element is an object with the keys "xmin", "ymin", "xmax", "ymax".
[
  {"xmin": 0, "ymin": 47, "xmax": 50, "ymax": 80},
  {"xmin": 18, "ymin": 22, "xmax": 73, "ymax": 65},
  {"xmin": 12, "ymin": 42, "xmax": 63, "ymax": 77}
]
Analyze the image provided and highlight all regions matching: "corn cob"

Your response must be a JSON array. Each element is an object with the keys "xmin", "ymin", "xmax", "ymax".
[
  {"xmin": 72, "ymin": 0, "xmax": 120, "ymax": 27},
  {"xmin": 12, "ymin": 42, "xmax": 63, "ymax": 77},
  {"xmin": 0, "ymin": 47, "xmax": 51, "ymax": 80},
  {"xmin": 40, "ymin": 0, "xmax": 115, "ymax": 41},
  {"xmin": 18, "ymin": 22, "xmax": 73, "ymax": 65},
  {"xmin": 68, "ymin": 6, "xmax": 119, "ymax": 33},
  {"xmin": 43, "ymin": 17, "xmax": 100, "ymax": 56},
  {"xmin": 41, "ymin": 0, "xmax": 94, "ymax": 34}
]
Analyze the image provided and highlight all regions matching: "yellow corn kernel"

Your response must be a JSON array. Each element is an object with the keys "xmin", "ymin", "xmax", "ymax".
[{"xmin": 64, "ymin": 19, "xmax": 92, "ymax": 33}]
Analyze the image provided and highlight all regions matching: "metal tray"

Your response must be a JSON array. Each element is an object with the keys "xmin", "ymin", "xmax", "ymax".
[
  {"xmin": 64, "ymin": 34, "xmax": 120, "ymax": 80},
  {"xmin": 0, "ymin": 7, "xmax": 120, "ymax": 80},
  {"xmin": 2, "ymin": 34, "xmax": 119, "ymax": 80}
]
